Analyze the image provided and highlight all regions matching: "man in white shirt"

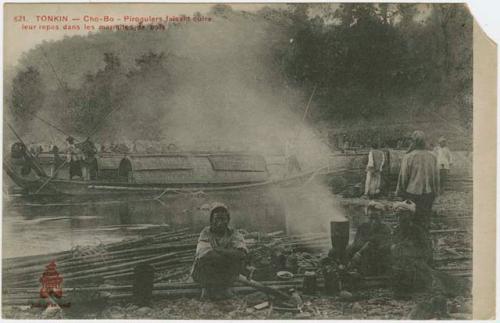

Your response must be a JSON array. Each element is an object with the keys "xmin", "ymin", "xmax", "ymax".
[
  {"xmin": 364, "ymin": 143, "xmax": 385, "ymax": 198},
  {"xmin": 396, "ymin": 131, "xmax": 440, "ymax": 230},
  {"xmin": 191, "ymin": 203, "xmax": 247, "ymax": 300},
  {"xmin": 66, "ymin": 136, "xmax": 83, "ymax": 180},
  {"xmin": 434, "ymin": 137, "xmax": 452, "ymax": 193}
]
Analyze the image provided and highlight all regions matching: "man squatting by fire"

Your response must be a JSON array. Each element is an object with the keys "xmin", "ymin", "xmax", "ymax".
[
  {"xmin": 347, "ymin": 201, "xmax": 392, "ymax": 276},
  {"xmin": 191, "ymin": 203, "xmax": 248, "ymax": 300}
]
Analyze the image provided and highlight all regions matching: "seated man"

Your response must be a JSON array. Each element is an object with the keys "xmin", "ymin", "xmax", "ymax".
[
  {"xmin": 191, "ymin": 203, "xmax": 248, "ymax": 300},
  {"xmin": 391, "ymin": 202, "xmax": 471, "ymax": 299},
  {"xmin": 322, "ymin": 244, "xmax": 354, "ymax": 294},
  {"xmin": 390, "ymin": 200, "xmax": 434, "ymax": 298},
  {"xmin": 347, "ymin": 201, "xmax": 392, "ymax": 275}
]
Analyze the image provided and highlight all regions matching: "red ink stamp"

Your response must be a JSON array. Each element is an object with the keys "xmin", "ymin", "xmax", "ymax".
[
  {"xmin": 31, "ymin": 260, "xmax": 71, "ymax": 308},
  {"xmin": 39, "ymin": 260, "xmax": 63, "ymax": 299}
]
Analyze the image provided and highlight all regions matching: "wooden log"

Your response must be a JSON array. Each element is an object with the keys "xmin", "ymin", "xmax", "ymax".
[
  {"xmin": 105, "ymin": 268, "xmax": 188, "ymax": 281},
  {"xmin": 430, "ymin": 229, "xmax": 469, "ymax": 234},
  {"xmin": 2, "ymin": 296, "xmax": 71, "ymax": 306},
  {"xmin": 108, "ymin": 284, "xmax": 299, "ymax": 300},
  {"xmin": 450, "ymin": 272, "xmax": 472, "ymax": 277},
  {"xmin": 237, "ymin": 274, "xmax": 293, "ymax": 301},
  {"xmin": 3, "ymin": 278, "xmax": 306, "ymax": 298},
  {"xmin": 434, "ymin": 255, "xmax": 472, "ymax": 262},
  {"xmin": 437, "ymin": 266, "xmax": 472, "ymax": 271}
]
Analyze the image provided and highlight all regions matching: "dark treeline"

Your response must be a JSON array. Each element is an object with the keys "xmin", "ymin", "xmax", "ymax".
[
  {"xmin": 6, "ymin": 3, "xmax": 472, "ymax": 149},
  {"xmin": 9, "ymin": 51, "xmax": 171, "ymax": 139},
  {"xmin": 276, "ymin": 4, "xmax": 472, "ymax": 123}
]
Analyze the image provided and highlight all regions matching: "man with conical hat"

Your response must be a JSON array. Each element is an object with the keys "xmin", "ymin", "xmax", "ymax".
[
  {"xmin": 396, "ymin": 130, "xmax": 439, "ymax": 231},
  {"xmin": 191, "ymin": 202, "xmax": 248, "ymax": 300}
]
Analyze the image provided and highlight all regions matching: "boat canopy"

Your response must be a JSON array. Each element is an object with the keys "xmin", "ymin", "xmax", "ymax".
[
  {"xmin": 128, "ymin": 155, "xmax": 193, "ymax": 171},
  {"xmin": 94, "ymin": 153, "xmax": 269, "ymax": 184},
  {"xmin": 96, "ymin": 156, "xmax": 123, "ymax": 170},
  {"xmin": 208, "ymin": 154, "xmax": 267, "ymax": 172}
]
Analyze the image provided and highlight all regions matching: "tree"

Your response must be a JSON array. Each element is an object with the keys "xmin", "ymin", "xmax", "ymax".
[
  {"xmin": 71, "ymin": 52, "xmax": 128, "ymax": 136},
  {"xmin": 281, "ymin": 4, "xmax": 409, "ymax": 120},
  {"xmin": 397, "ymin": 4, "xmax": 419, "ymax": 28},
  {"xmin": 210, "ymin": 4, "xmax": 233, "ymax": 16},
  {"xmin": 115, "ymin": 51, "xmax": 171, "ymax": 140},
  {"xmin": 11, "ymin": 66, "xmax": 45, "ymax": 132}
]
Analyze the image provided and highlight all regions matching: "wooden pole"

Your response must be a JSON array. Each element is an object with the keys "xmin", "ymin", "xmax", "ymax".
[
  {"xmin": 302, "ymin": 85, "xmax": 317, "ymax": 122},
  {"xmin": 237, "ymin": 274, "xmax": 293, "ymax": 301},
  {"xmin": 33, "ymin": 160, "xmax": 68, "ymax": 194}
]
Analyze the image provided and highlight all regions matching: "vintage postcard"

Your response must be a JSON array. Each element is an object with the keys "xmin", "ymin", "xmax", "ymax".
[{"xmin": 2, "ymin": 2, "xmax": 496, "ymax": 320}]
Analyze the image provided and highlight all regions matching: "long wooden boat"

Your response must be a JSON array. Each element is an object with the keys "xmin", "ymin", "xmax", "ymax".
[{"xmin": 4, "ymin": 150, "xmax": 319, "ymax": 197}]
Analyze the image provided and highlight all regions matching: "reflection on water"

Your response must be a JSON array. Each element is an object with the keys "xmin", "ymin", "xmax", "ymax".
[{"xmin": 3, "ymin": 189, "xmax": 288, "ymax": 258}]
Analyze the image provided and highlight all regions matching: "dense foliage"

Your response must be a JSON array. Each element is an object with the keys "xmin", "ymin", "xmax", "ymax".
[{"xmin": 271, "ymin": 4, "xmax": 472, "ymax": 129}]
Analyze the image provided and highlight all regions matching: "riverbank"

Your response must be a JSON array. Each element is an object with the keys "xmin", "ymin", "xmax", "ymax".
[{"xmin": 3, "ymin": 189, "xmax": 472, "ymax": 319}]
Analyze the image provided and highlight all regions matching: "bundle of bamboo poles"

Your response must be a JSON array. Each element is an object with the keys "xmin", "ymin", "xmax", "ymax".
[
  {"xmin": 2, "ymin": 227, "xmax": 472, "ymax": 306},
  {"xmin": 3, "ymin": 228, "xmax": 198, "ymax": 289},
  {"xmin": 2, "ymin": 229, "xmax": 334, "ymax": 290},
  {"xmin": 3, "ymin": 229, "xmax": 469, "ymax": 289}
]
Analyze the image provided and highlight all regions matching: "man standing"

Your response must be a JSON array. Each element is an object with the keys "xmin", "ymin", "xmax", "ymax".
[
  {"xmin": 434, "ymin": 137, "xmax": 452, "ymax": 193},
  {"xmin": 66, "ymin": 136, "xmax": 83, "ymax": 180},
  {"xmin": 364, "ymin": 143, "xmax": 385, "ymax": 198},
  {"xmin": 191, "ymin": 203, "xmax": 248, "ymax": 300},
  {"xmin": 79, "ymin": 137, "xmax": 98, "ymax": 180},
  {"xmin": 396, "ymin": 130, "xmax": 439, "ymax": 230}
]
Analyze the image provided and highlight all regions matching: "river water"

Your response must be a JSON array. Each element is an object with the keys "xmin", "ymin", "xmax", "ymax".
[
  {"xmin": 3, "ymin": 188, "xmax": 292, "ymax": 258},
  {"xmin": 3, "ymin": 173, "xmax": 362, "ymax": 259}
]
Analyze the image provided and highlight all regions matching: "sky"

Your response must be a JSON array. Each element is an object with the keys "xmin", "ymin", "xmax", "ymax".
[
  {"xmin": 3, "ymin": 3, "xmax": 437, "ymax": 67},
  {"xmin": 4, "ymin": 3, "xmax": 275, "ymax": 66}
]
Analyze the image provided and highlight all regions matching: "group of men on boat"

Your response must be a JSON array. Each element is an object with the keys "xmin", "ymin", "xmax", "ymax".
[
  {"xmin": 191, "ymin": 130, "xmax": 462, "ymax": 302},
  {"xmin": 22, "ymin": 136, "xmax": 182, "ymax": 181},
  {"xmin": 27, "ymin": 139, "xmax": 181, "ymax": 157}
]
